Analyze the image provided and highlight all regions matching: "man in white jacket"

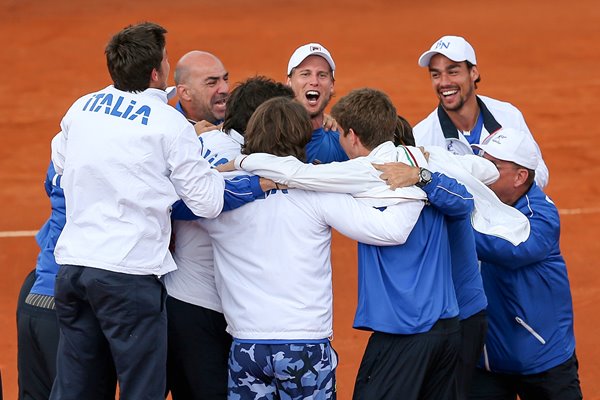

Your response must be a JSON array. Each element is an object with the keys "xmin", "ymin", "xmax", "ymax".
[
  {"xmin": 201, "ymin": 97, "xmax": 427, "ymax": 400},
  {"xmin": 49, "ymin": 22, "xmax": 224, "ymax": 400},
  {"xmin": 413, "ymin": 35, "xmax": 549, "ymax": 189}
]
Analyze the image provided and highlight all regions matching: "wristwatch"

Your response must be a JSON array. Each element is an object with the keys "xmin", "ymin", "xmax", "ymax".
[{"xmin": 416, "ymin": 167, "xmax": 432, "ymax": 188}]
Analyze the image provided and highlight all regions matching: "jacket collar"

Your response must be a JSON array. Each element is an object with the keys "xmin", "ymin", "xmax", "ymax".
[{"xmin": 437, "ymin": 96, "xmax": 502, "ymax": 139}]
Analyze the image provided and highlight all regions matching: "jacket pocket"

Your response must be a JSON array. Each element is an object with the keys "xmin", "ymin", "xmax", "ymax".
[{"xmin": 515, "ymin": 316, "xmax": 546, "ymax": 344}]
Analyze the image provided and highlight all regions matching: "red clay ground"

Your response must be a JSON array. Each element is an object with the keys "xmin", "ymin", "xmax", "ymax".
[{"xmin": 1, "ymin": 0, "xmax": 599, "ymax": 398}]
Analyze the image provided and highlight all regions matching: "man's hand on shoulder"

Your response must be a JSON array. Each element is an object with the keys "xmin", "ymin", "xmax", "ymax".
[
  {"xmin": 194, "ymin": 120, "xmax": 222, "ymax": 136},
  {"xmin": 322, "ymin": 114, "xmax": 338, "ymax": 131},
  {"xmin": 373, "ymin": 162, "xmax": 420, "ymax": 190}
]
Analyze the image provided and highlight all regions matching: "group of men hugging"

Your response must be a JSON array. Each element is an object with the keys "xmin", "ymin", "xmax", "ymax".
[{"xmin": 16, "ymin": 21, "xmax": 581, "ymax": 400}]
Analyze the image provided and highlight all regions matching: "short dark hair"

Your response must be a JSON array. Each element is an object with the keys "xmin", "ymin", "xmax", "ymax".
[
  {"xmin": 243, "ymin": 97, "xmax": 312, "ymax": 161},
  {"xmin": 393, "ymin": 115, "xmax": 415, "ymax": 147},
  {"xmin": 466, "ymin": 61, "xmax": 481, "ymax": 88},
  {"xmin": 223, "ymin": 76, "xmax": 294, "ymax": 135},
  {"xmin": 524, "ymin": 167, "xmax": 536, "ymax": 188},
  {"xmin": 105, "ymin": 22, "xmax": 167, "ymax": 92},
  {"xmin": 331, "ymin": 88, "xmax": 397, "ymax": 150}
]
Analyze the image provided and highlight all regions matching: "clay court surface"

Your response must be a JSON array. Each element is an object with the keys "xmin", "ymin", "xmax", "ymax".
[{"xmin": 1, "ymin": 0, "xmax": 599, "ymax": 398}]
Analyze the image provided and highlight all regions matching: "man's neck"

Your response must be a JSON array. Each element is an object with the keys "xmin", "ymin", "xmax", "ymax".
[
  {"xmin": 445, "ymin": 96, "xmax": 480, "ymax": 132},
  {"xmin": 179, "ymin": 103, "xmax": 214, "ymax": 125},
  {"xmin": 506, "ymin": 184, "xmax": 532, "ymax": 207},
  {"xmin": 311, "ymin": 114, "xmax": 324, "ymax": 130}
]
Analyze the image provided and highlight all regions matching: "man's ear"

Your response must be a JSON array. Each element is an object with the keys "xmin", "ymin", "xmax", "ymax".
[
  {"xmin": 176, "ymin": 84, "xmax": 190, "ymax": 101},
  {"xmin": 150, "ymin": 68, "xmax": 159, "ymax": 83},
  {"xmin": 470, "ymin": 65, "xmax": 480, "ymax": 83},
  {"xmin": 514, "ymin": 168, "xmax": 529, "ymax": 187},
  {"xmin": 348, "ymin": 128, "xmax": 360, "ymax": 147}
]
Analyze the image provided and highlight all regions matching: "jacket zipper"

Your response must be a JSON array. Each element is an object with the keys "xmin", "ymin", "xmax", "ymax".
[
  {"xmin": 515, "ymin": 316, "xmax": 546, "ymax": 344},
  {"xmin": 482, "ymin": 344, "xmax": 491, "ymax": 371}
]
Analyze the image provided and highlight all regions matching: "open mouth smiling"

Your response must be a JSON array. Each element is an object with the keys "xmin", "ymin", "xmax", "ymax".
[
  {"xmin": 441, "ymin": 89, "xmax": 458, "ymax": 97},
  {"xmin": 306, "ymin": 90, "xmax": 320, "ymax": 105}
]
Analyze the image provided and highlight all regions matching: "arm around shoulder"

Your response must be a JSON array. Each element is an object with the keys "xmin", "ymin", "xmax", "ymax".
[
  {"xmin": 168, "ymin": 125, "xmax": 225, "ymax": 218},
  {"xmin": 319, "ymin": 192, "xmax": 424, "ymax": 246}
]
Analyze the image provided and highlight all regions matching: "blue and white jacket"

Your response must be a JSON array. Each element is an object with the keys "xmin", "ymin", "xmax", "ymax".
[
  {"xmin": 30, "ymin": 161, "xmax": 65, "ymax": 297},
  {"xmin": 423, "ymin": 174, "xmax": 487, "ymax": 321},
  {"xmin": 475, "ymin": 183, "xmax": 576, "ymax": 374}
]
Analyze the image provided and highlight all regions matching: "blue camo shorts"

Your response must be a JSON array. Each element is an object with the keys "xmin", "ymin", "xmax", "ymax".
[{"xmin": 228, "ymin": 340, "xmax": 338, "ymax": 399}]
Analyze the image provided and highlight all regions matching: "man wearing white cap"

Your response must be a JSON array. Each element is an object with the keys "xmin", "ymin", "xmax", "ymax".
[
  {"xmin": 287, "ymin": 43, "xmax": 348, "ymax": 164},
  {"xmin": 412, "ymin": 35, "xmax": 550, "ymax": 398},
  {"xmin": 413, "ymin": 35, "xmax": 549, "ymax": 189},
  {"xmin": 470, "ymin": 128, "xmax": 582, "ymax": 399}
]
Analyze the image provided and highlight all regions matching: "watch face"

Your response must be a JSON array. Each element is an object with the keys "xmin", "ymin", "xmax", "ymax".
[{"xmin": 421, "ymin": 168, "xmax": 432, "ymax": 182}]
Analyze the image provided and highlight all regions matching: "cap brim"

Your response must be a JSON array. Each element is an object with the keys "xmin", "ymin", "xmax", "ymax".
[
  {"xmin": 472, "ymin": 144, "xmax": 500, "ymax": 159},
  {"xmin": 473, "ymin": 144, "xmax": 538, "ymax": 170},
  {"xmin": 288, "ymin": 51, "xmax": 336, "ymax": 76},
  {"xmin": 418, "ymin": 50, "xmax": 438, "ymax": 67}
]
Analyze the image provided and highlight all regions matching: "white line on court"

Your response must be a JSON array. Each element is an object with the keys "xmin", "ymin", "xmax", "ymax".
[
  {"xmin": 0, "ymin": 230, "xmax": 39, "ymax": 238},
  {"xmin": 558, "ymin": 207, "xmax": 600, "ymax": 216}
]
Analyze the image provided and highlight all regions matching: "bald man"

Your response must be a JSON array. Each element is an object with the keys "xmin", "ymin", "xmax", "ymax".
[
  {"xmin": 174, "ymin": 50, "xmax": 229, "ymax": 133},
  {"xmin": 166, "ymin": 51, "xmax": 232, "ymax": 400}
]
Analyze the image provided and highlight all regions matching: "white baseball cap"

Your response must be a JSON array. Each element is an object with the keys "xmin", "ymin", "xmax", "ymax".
[
  {"xmin": 418, "ymin": 35, "xmax": 477, "ymax": 67},
  {"xmin": 472, "ymin": 128, "xmax": 539, "ymax": 170},
  {"xmin": 287, "ymin": 43, "xmax": 336, "ymax": 77}
]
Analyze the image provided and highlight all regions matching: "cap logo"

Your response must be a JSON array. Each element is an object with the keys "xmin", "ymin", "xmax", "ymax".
[
  {"xmin": 434, "ymin": 40, "xmax": 451, "ymax": 50},
  {"xmin": 310, "ymin": 46, "xmax": 321, "ymax": 52}
]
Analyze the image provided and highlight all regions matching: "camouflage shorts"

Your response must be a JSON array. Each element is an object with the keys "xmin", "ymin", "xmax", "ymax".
[{"xmin": 228, "ymin": 340, "xmax": 338, "ymax": 399}]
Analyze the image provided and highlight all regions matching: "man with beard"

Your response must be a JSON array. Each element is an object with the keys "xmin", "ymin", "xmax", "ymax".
[
  {"xmin": 165, "ymin": 76, "xmax": 291, "ymax": 400},
  {"xmin": 413, "ymin": 35, "xmax": 549, "ymax": 188},
  {"xmin": 287, "ymin": 43, "xmax": 348, "ymax": 164},
  {"xmin": 470, "ymin": 129, "xmax": 581, "ymax": 400},
  {"xmin": 412, "ymin": 35, "xmax": 550, "ymax": 399},
  {"xmin": 174, "ymin": 50, "xmax": 229, "ymax": 134},
  {"xmin": 49, "ymin": 22, "xmax": 224, "ymax": 400}
]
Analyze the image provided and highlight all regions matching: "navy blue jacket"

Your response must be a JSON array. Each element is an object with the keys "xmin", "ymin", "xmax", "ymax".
[{"xmin": 475, "ymin": 183, "xmax": 576, "ymax": 374}]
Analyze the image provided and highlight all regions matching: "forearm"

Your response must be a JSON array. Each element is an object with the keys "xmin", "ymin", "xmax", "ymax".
[
  {"xmin": 322, "ymin": 193, "xmax": 424, "ymax": 246},
  {"xmin": 235, "ymin": 153, "xmax": 382, "ymax": 194}
]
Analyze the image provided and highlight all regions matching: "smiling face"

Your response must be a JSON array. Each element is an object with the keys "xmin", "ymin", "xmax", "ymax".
[
  {"xmin": 428, "ymin": 54, "xmax": 479, "ymax": 112},
  {"xmin": 176, "ymin": 52, "xmax": 229, "ymax": 123},
  {"xmin": 287, "ymin": 55, "xmax": 334, "ymax": 125}
]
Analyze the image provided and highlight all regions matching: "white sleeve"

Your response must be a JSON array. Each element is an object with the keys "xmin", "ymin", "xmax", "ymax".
[
  {"xmin": 316, "ymin": 192, "xmax": 424, "ymax": 246},
  {"xmin": 168, "ymin": 124, "xmax": 225, "ymax": 219},
  {"xmin": 532, "ymin": 143, "xmax": 549, "ymax": 189},
  {"xmin": 234, "ymin": 153, "xmax": 382, "ymax": 194},
  {"xmin": 427, "ymin": 148, "xmax": 499, "ymax": 185},
  {"xmin": 51, "ymin": 131, "xmax": 66, "ymax": 176}
]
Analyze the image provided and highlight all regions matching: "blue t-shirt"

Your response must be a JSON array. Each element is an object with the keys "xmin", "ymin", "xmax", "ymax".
[{"xmin": 305, "ymin": 127, "xmax": 348, "ymax": 164}]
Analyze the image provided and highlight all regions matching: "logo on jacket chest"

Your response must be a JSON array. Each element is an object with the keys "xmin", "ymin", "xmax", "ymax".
[{"xmin": 82, "ymin": 93, "xmax": 151, "ymax": 125}]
